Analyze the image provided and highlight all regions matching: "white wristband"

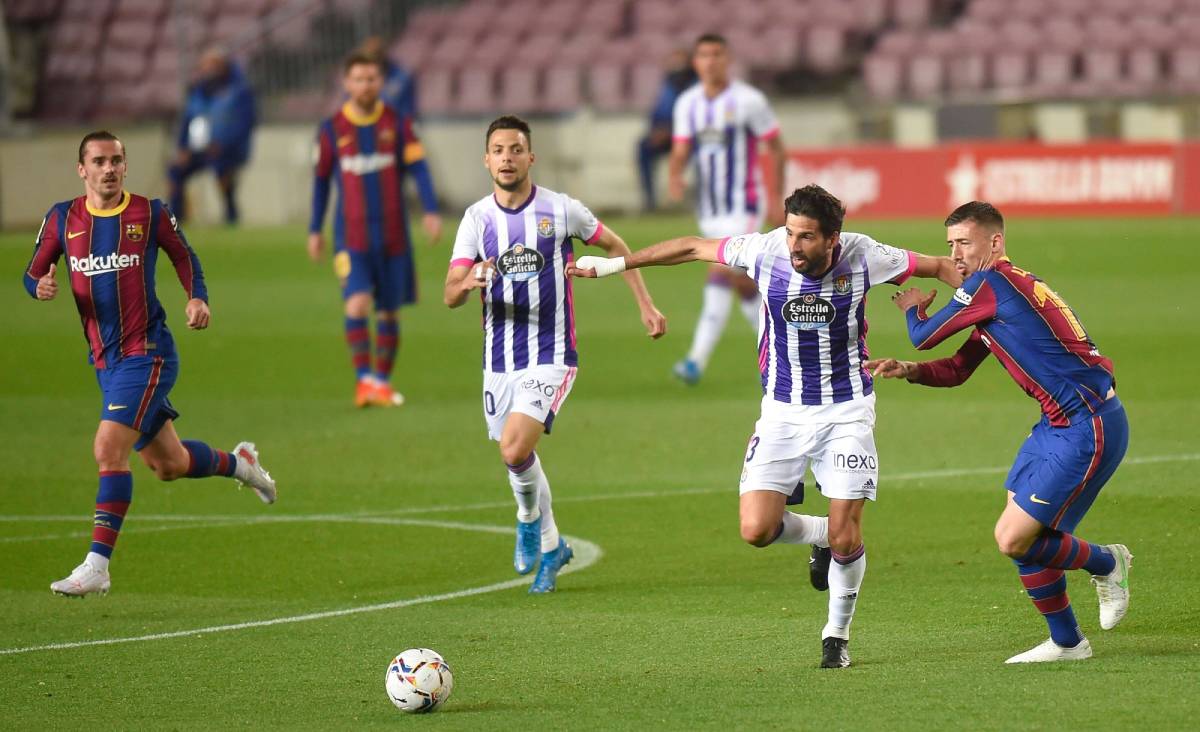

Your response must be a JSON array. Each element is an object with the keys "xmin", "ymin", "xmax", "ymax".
[{"xmin": 575, "ymin": 255, "xmax": 626, "ymax": 278}]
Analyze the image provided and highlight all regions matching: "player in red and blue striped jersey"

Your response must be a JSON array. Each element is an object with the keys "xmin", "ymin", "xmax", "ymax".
[
  {"xmin": 23, "ymin": 131, "xmax": 277, "ymax": 597},
  {"xmin": 308, "ymin": 51, "xmax": 441, "ymax": 409},
  {"xmin": 866, "ymin": 201, "xmax": 1132, "ymax": 664}
]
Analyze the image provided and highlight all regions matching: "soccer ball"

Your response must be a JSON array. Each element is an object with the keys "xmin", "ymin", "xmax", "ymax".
[{"xmin": 384, "ymin": 648, "xmax": 454, "ymax": 713}]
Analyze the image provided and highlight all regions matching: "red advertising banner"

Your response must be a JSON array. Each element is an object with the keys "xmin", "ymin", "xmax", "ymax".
[{"xmin": 782, "ymin": 141, "xmax": 1200, "ymax": 218}]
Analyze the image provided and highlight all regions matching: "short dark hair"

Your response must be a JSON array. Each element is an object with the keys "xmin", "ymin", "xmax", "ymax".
[
  {"xmin": 485, "ymin": 115, "xmax": 533, "ymax": 150},
  {"xmin": 694, "ymin": 33, "xmax": 727, "ymax": 50},
  {"xmin": 78, "ymin": 130, "xmax": 123, "ymax": 164},
  {"xmin": 944, "ymin": 201, "xmax": 1004, "ymax": 232},
  {"xmin": 343, "ymin": 50, "xmax": 385, "ymax": 75},
  {"xmin": 784, "ymin": 184, "xmax": 846, "ymax": 237}
]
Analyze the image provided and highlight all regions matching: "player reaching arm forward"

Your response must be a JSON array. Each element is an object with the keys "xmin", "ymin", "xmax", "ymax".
[
  {"xmin": 446, "ymin": 115, "xmax": 665, "ymax": 595},
  {"xmin": 571, "ymin": 184, "xmax": 958, "ymax": 669},
  {"xmin": 865, "ymin": 201, "xmax": 1132, "ymax": 664}
]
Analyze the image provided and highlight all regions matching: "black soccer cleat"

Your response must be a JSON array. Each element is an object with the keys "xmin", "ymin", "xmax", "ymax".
[
  {"xmin": 809, "ymin": 545, "xmax": 831, "ymax": 591},
  {"xmin": 821, "ymin": 637, "xmax": 851, "ymax": 668}
]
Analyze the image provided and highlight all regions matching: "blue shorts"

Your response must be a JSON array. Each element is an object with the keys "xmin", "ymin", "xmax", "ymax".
[
  {"xmin": 1005, "ymin": 396, "xmax": 1128, "ymax": 533},
  {"xmin": 334, "ymin": 248, "xmax": 416, "ymax": 310},
  {"xmin": 96, "ymin": 354, "xmax": 180, "ymax": 451}
]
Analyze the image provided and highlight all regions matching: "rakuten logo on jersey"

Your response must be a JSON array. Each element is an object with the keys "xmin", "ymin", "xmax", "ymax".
[
  {"xmin": 340, "ymin": 153, "xmax": 396, "ymax": 175},
  {"xmin": 69, "ymin": 252, "xmax": 142, "ymax": 277}
]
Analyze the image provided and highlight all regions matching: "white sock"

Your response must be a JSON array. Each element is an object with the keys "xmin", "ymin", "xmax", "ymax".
[
  {"xmin": 536, "ymin": 473, "xmax": 560, "ymax": 553},
  {"xmin": 822, "ymin": 546, "xmax": 866, "ymax": 640},
  {"xmin": 739, "ymin": 295, "xmax": 761, "ymax": 329},
  {"xmin": 506, "ymin": 453, "xmax": 543, "ymax": 523},
  {"xmin": 685, "ymin": 283, "xmax": 733, "ymax": 370},
  {"xmin": 85, "ymin": 552, "xmax": 110, "ymax": 572},
  {"xmin": 774, "ymin": 513, "xmax": 828, "ymax": 545}
]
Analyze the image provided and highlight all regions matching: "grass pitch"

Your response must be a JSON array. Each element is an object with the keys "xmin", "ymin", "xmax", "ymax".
[{"xmin": 1, "ymin": 214, "xmax": 1197, "ymax": 730}]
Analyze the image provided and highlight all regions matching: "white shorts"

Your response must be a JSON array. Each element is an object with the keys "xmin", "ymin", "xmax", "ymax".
[
  {"xmin": 699, "ymin": 212, "xmax": 765, "ymax": 239},
  {"xmin": 482, "ymin": 365, "xmax": 577, "ymax": 441},
  {"xmin": 739, "ymin": 414, "xmax": 879, "ymax": 501}
]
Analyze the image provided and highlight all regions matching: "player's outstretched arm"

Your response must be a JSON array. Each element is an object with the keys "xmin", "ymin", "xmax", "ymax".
[
  {"xmin": 909, "ymin": 254, "xmax": 963, "ymax": 288},
  {"xmin": 584, "ymin": 226, "xmax": 667, "ymax": 339},
  {"xmin": 443, "ymin": 259, "xmax": 496, "ymax": 309},
  {"xmin": 568, "ymin": 236, "xmax": 722, "ymax": 278},
  {"xmin": 865, "ymin": 330, "xmax": 991, "ymax": 388}
]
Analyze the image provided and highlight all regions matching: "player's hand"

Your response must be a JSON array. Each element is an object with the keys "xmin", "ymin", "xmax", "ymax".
[
  {"xmin": 568, "ymin": 256, "xmax": 625, "ymax": 278},
  {"xmin": 667, "ymin": 173, "xmax": 685, "ymax": 203},
  {"xmin": 422, "ymin": 213, "xmax": 443, "ymax": 246},
  {"xmin": 173, "ymin": 148, "xmax": 191, "ymax": 168},
  {"xmin": 307, "ymin": 232, "xmax": 324, "ymax": 262},
  {"xmin": 36, "ymin": 263, "xmax": 59, "ymax": 300},
  {"xmin": 892, "ymin": 287, "xmax": 936, "ymax": 312},
  {"xmin": 462, "ymin": 259, "xmax": 496, "ymax": 292},
  {"xmin": 864, "ymin": 357, "xmax": 917, "ymax": 380},
  {"xmin": 185, "ymin": 298, "xmax": 210, "ymax": 330},
  {"xmin": 640, "ymin": 304, "xmax": 667, "ymax": 339}
]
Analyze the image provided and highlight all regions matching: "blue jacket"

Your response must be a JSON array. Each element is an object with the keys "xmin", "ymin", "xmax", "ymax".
[{"xmin": 176, "ymin": 63, "xmax": 257, "ymax": 165}]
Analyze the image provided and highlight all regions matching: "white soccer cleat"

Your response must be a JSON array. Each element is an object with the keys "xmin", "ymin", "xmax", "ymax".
[
  {"xmin": 1092, "ymin": 543, "xmax": 1132, "ymax": 630},
  {"xmin": 1005, "ymin": 637, "xmax": 1092, "ymax": 664},
  {"xmin": 233, "ymin": 441, "xmax": 276, "ymax": 504},
  {"xmin": 50, "ymin": 560, "xmax": 111, "ymax": 597}
]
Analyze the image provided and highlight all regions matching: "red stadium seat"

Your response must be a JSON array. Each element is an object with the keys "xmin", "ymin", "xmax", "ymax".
[
  {"xmin": 588, "ymin": 64, "xmax": 627, "ymax": 112},
  {"xmin": 906, "ymin": 53, "xmax": 944, "ymax": 99},
  {"xmin": 805, "ymin": 27, "xmax": 844, "ymax": 73},
  {"xmin": 44, "ymin": 50, "xmax": 97, "ymax": 82},
  {"xmin": 417, "ymin": 68, "xmax": 454, "ymax": 115},
  {"xmin": 1168, "ymin": 46, "xmax": 1200, "ymax": 94},
  {"xmin": 991, "ymin": 49, "xmax": 1031, "ymax": 92},
  {"xmin": 106, "ymin": 17, "xmax": 161, "ymax": 52},
  {"xmin": 892, "ymin": 0, "xmax": 932, "ymax": 29},
  {"xmin": 541, "ymin": 67, "xmax": 583, "ymax": 113},
  {"xmin": 455, "ymin": 68, "xmax": 497, "ymax": 114},
  {"xmin": 427, "ymin": 34, "xmax": 478, "ymax": 72},
  {"xmin": 99, "ymin": 46, "xmax": 150, "ymax": 82},
  {"xmin": 1031, "ymin": 49, "xmax": 1076, "ymax": 99},
  {"xmin": 628, "ymin": 63, "xmax": 662, "ymax": 110},
  {"xmin": 862, "ymin": 54, "xmax": 903, "ymax": 100},
  {"xmin": 59, "ymin": 0, "xmax": 115, "ymax": 22},
  {"xmin": 112, "ymin": 0, "xmax": 166, "ymax": 22},
  {"xmin": 497, "ymin": 68, "xmax": 540, "ymax": 114},
  {"xmin": 5, "ymin": 0, "xmax": 62, "ymax": 22}
]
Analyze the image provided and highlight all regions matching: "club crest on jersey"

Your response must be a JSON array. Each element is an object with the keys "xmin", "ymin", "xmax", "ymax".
[
  {"xmin": 124, "ymin": 223, "xmax": 144, "ymax": 241},
  {"xmin": 782, "ymin": 293, "xmax": 836, "ymax": 330},
  {"xmin": 537, "ymin": 217, "xmax": 555, "ymax": 238},
  {"xmin": 833, "ymin": 275, "xmax": 851, "ymax": 294},
  {"xmin": 497, "ymin": 243, "xmax": 545, "ymax": 281}
]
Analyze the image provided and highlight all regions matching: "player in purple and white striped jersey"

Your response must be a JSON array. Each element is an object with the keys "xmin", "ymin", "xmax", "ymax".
[
  {"xmin": 667, "ymin": 33, "xmax": 786, "ymax": 386},
  {"xmin": 445, "ymin": 116, "xmax": 666, "ymax": 594},
  {"xmin": 570, "ymin": 185, "xmax": 960, "ymax": 667}
]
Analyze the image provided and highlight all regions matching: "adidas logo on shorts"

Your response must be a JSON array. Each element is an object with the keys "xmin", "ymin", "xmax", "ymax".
[{"xmin": 862, "ymin": 478, "xmax": 875, "ymax": 490}]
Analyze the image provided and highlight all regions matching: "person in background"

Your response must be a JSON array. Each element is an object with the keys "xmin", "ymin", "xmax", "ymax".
[
  {"xmin": 167, "ymin": 48, "xmax": 257, "ymax": 225},
  {"xmin": 637, "ymin": 48, "xmax": 695, "ymax": 212},
  {"xmin": 360, "ymin": 36, "xmax": 418, "ymax": 121}
]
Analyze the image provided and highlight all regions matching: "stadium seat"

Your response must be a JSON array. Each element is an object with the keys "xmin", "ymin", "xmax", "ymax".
[
  {"xmin": 43, "ymin": 50, "xmax": 96, "ymax": 82},
  {"xmin": 112, "ymin": 0, "xmax": 167, "ymax": 22},
  {"xmin": 892, "ymin": 0, "xmax": 932, "ymax": 29},
  {"xmin": 106, "ymin": 17, "xmax": 161, "ymax": 51},
  {"xmin": 1031, "ymin": 49, "xmax": 1076, "ymax": 99},
  {"xmin": 629, "ymin": 63, "xmax": 663, "ymax": 110},
  {"xmin": 991, "ymin": 49, "xmax": 1031, "ymax": 93},
  {"xmin": 907, "ymin": 53, "xmax": 944, "ymax": 99},
  {"xmin": 98, "ymin": 46, "xmax": 149, "ymax": 82},
  {"xmin": 4, "ymin": 0, "xmax": 61, "ymax": 22},
  {"xmin": 541, "ymin": 67, "xmax": 584, "ymax": 113},
  {"xmin": 1168, "ymin": 46, "xmax": 1200, "ymax": 94},
  {"xmin": 417, "ymin": 68, "xmax": 454, "ymax": 115},
  {"xmin": 804, "ymin": 27, "xmax": 843, "ymax": 73},
  {"xmin": 428, "ymin": 35, "xmax": 479, "ymax": 72},
  {"xmin": 58, "ymin": 0, "xmax": 115, "ymax": 22},
  {"xmin": 862, "ymin": 54, "xmax": 903, "ymax": 100},
  {"xmin": 588, "ymin": 64, "xmax": 627, "ymax": 112},
  {"xmin": 497, "ymin": 68, "xmax": 540, "ymax": 114},
  {"xmin": 456, "ymin": 69, "xmax": 497, "ymax": 114}
]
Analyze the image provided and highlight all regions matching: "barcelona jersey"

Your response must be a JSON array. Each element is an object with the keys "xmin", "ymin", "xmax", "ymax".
[
  {"xmin": 311, "ymin": 100, "xmax": 432, "ymax": 255},
  {"xmin": 23, "ymin": 191, "xmax": 206, "ymax": 369},
  {"xmin": 905, "ymin": 258, "xmax": 1114, "ymax": 427}
]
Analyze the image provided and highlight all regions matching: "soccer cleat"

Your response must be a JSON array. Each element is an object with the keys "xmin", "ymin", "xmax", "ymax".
[
  {"xmin": 370, "ymin": 382, "xmax": 405, "ymax": 407},
  {"xmin": 50, "ymin": 560, "xmax": 111, "ymax": 597},
  {"xmin": 513, "ymin": 516, "xmax": 541, "ymax": 575},
  {"xmin": 672, "ymin": 358, "xmax": 701, "ymax": 385},
  {"xmin": 809, "ymin": 545, "xmax": 832, "ymax": 592},
  {"xmin": 1091, "ymin": 543, "xmax": 1132, "ymax": 630},
  {"xmin": 232, "ymin": 441, "xmax": 276, "ymax": 504},
  {"xmin": 1005, "ymin": 637, "xmax": 1092, "ymax": 664},
  {"xmin": 820, "ymin": 637, "xmax": 851, "ymax": 668},
  {"xmin": 529, "ymin": 539, "xmax": 573, "ymax": 594},
  {"xmin": 354, "ymin": 379, "xmax": 375, "ymax": 408}
]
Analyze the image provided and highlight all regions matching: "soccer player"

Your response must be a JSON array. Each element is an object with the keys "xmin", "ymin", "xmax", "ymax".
[
  {"xmin": 23, "ymin": 130, "xmax": 276, "ymax": 598},
  {"xmin": 309, "ymin": 51, "xmax": 442, "ymax": 408},
  {"xmin": 864, "ymin": 201, "xmax": 1132, "ymax": 664},
  {"xmin": 667, "ymin": 33, "xmax": 786, "ymax": 385},
  {"xmin": 569, "ymin": 184, "xmax": 960, "ymax": 667},
  {"xmin": 445, "ymin": 116, "xmax": 667, "ymax": 593}
]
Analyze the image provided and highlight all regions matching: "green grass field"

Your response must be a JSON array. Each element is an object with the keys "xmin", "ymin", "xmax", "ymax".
[{"xmin": 1, "ymin": 214, "xmax": 1197, "ymax": 730}]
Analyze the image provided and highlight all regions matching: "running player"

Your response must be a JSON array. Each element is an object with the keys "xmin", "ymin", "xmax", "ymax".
[
  {"xmin": 865, "ymin": 201, "xmax": 1131, "ymax": 664},
  {"xmin": 668, "ymin": 33, "xmax": 785, "ymax": 385},
  {"xmin": 445, "ymin": 116, "xmax": 666, "ymax": 593},
  {"xmin": 23, "ymin": 130, "xmax": 276, "ymax": 598},
  {"xmin": 569, "ymin": 184, "xmax": 960, "ymax": 667},
  {"xmin": 309, "ymin": 51, "xmax": 442, "ymax": 408}
]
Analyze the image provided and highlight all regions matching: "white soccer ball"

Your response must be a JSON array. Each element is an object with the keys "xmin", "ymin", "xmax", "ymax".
[{"xmin": 384, "ymin": 648, "xmax": 454, "ymax": 713}]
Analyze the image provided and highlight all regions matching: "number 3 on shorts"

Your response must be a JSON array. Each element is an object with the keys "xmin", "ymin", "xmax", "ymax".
[{"xmin": 745, "ymin": 435, "xmax": 760, "ymax": 463}]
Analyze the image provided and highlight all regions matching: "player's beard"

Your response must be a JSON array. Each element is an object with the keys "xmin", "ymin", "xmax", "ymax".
[{"xmin": 493, "ymin": 171, "xmax": 528, "ymax": 192}]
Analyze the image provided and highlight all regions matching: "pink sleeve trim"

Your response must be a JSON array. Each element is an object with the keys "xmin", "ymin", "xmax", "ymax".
[
  {"xmin": 892, "ymin": 250, "xmax": 918, "ymax": 285},
  {"xmin": 759, "ymin": 126, "xmax": 781, "ymax": 141},
  {"xmin": 716, "ymin": 236, "xmax": 732, "ymax": 265},
  {"xmin": 671, "ymin": 135, "xmax": 691, "ymax": 143},
  {"xmin": 585, "ymin": 221, "xmax": 605, "ymax": 245},
  {"xmin": 449, "ymin": 258, "xmax": 475, "ymax": 269}
]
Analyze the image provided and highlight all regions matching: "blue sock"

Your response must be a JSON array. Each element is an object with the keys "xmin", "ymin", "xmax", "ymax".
[
  {"xmin": 90, "ymin": 471, "xmax": 133, "ymax": 559},
  {"xmin": 182, "ymin": 440, "xmax": 238, "ymax": 478},
  {"xmin": 1018, "ymin": 562, "xmax": 1084, "ymax": 647}
]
